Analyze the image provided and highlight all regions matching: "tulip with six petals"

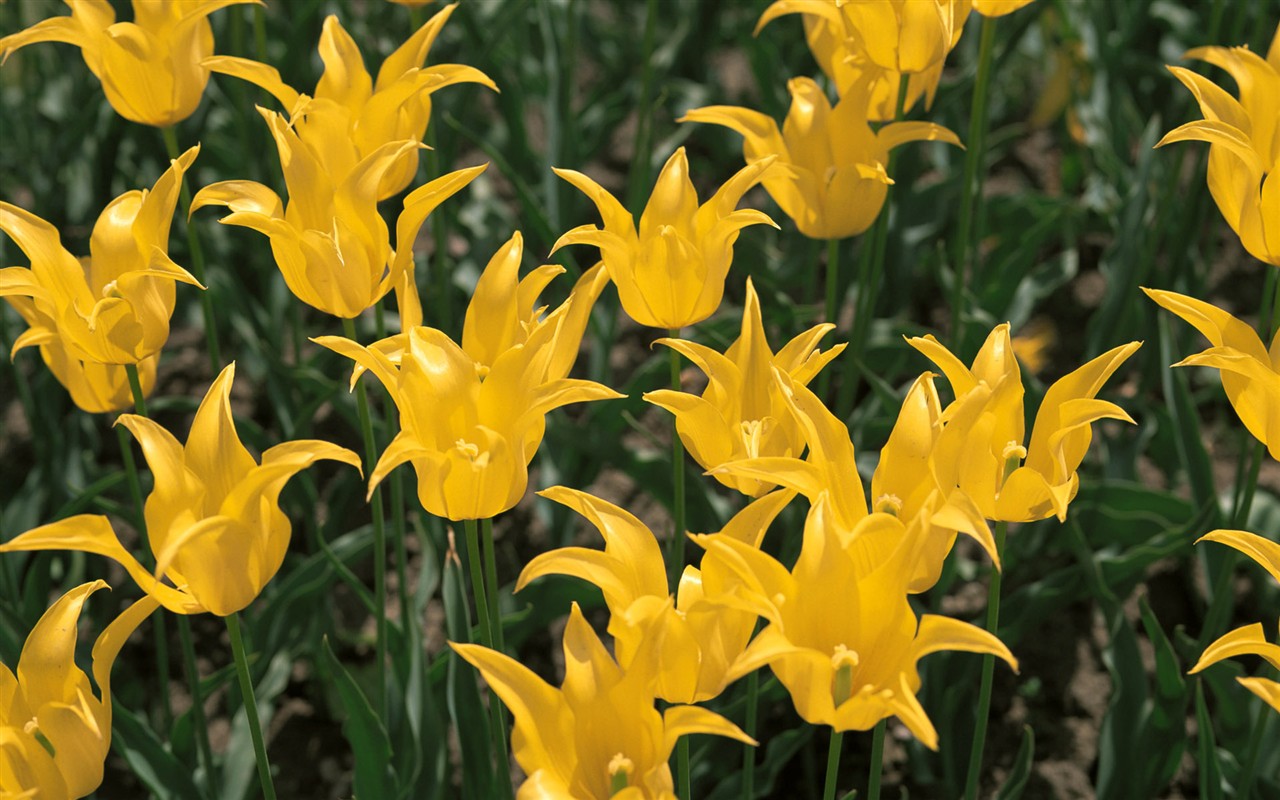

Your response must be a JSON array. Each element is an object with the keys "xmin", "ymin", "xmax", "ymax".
[
  {"xmin": 0, "ymin": 364, "xmax": 361, "ymax": 616},
  {"xmin": 0, "ymin": 580, "xmax": 158, "ymax": 799}
]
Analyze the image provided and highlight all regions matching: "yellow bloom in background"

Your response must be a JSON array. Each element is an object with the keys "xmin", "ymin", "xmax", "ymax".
[
  {"xmin": 910, "ymin": 324, "xmax": 1139, "ymax": 522},
  {"xmin": 2, "ymin": 291, "xmax": 158, "ymax": 413},
  {"xmin": 192, "ymin": 107, "xmax": 485, "ymax": 319},
  {"xmin": 682, "ymin": 77, "xmax": 960, "ymax": 240},
  {"xmin": 518, "ymin": 487, "xmax": 792, "ymax": 704},
  {"xmin": 1190, "ymin": 529, "xmax": 1280, "ymax": 713},
  {"xmin": 206, "ymin": 5, "xmax": 496, "ymax": 199},
  {"xmin": 756, "ymin": 0, "xmax": 970, "ymax": 121},
  {"xmin": 0, "ymin": 0, "xmax": 260, "ymax": 127},
  {"xmin": 553, "ymin": 147, "xmax": 778, "ymax": 329},
  {"xmin": 1160, "ymin": 31, "xmax": 1280, "ymax": 265},
  {"xmin": 1144, "ymin": 288, "xmax": 1280, "ymax": 459},
  {"xmin": 0, "ymin": 146, "xmax": 201, "ymax": 365},
  {"xmin": 0, "ymin": 580, "xmax": 158, "ymax": 800},
  {"xmin": 0, "ymin": 364, "xmax": 361, "ymax": 616},
  {"xmin": 644, "ymin": 277, "xmax": 844, "ymax": 496},
  {"xmin": 692, "ymin": 494, "xmax": 1016, "ymax": 747},
  {"xmin": 315, "ymin": 244, "xmax": 621, "ymax": 520},
  {"xmin": 451, "ymin": 602, "xmax": 753, "ymax": 799},
  {"xmin": 973, "ymin": 0, "xmax": 1036, "ymax": 16}
]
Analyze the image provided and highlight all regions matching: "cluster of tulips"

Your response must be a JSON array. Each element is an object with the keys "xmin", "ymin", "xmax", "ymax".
[{"xmin": 1, "ymin": 0, "xmax": 1278, "ymax": 798}]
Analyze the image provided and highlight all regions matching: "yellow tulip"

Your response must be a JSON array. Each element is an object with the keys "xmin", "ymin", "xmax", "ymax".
[
  {"xmin": 909, "ymin": 324, "xmax": 1140, "ymax": 522},
  {"xmin": 192, "ymin": 107, "xmax": 485, "ymax": 319},
  {"xmin": 518, "ymin": 487, "xmax": 792, "ymax": 704},
  {"xmin": 0, "ymin": 146, "xmax": 201, "ymax": 365},
  {"xmin": 973, "ymin": 0, "xmax": 1036, "ymax": 16},
  {"xmin": 692, "ymin": 494, "xmax": 1016, "ymax": 747},
  {"xmin": 3, "ymin": 291, "xmax": 157, "ymax": 413},
  {"xmin": 756, "ymin": 0, "xmax": 970, "ymax": 121},
  {"xmin": 451, "ymin": 602, "xmax": 753, "ymax": 799},
  {"xmin": 1190, "ymin": 529, "xmax": 1280, "ymax": 713},
  {"xmin": 0, "ymin": 0, "xmax": 260, "ymax": 127},
  {"xmin": 682, "ymin": 77, "xmax": 961, "ymax": 240},
  {"xmin": 0, "ymin": 580, "xmax": 158, "ymax": 800},
  {"xmin": 1144, "ymin": 288, "xmax": 1280, "ymax": 459},
  {"xmin": 315, "ymin": 242, "xmax": 621, "ymax": 520},
  {"xmin": 644, "ymin": 277, "xmax": 844, "ymax": 496},
  {"xmin": 205, "ymin": 6, "xmax": 496, "ymax": 199},
  {"xmin": 1159, "ymin": 33, "xmax": 1280, "ymax": 265},
  {"xmin": 553, "ymin": 147, "xmax": 778, "ymax": 329},
  {"xmin": 0, "ymin": 364, "xmax": 361, "ymax": 616}
]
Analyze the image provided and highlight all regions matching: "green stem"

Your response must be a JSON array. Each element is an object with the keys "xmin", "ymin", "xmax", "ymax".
[
  {"xmin": 177, "ymin": 617, "xmax": 217, "ymax": 794},
  {"xmin": 743, "ymin": 669, "xmax": 759, "ymax": 800},
  {"xmin": 952, "ymin": 15, "xmax": 997, "ymax": 346},
  {"xmin": 822, "ymin": 727, "xmax": 844, "ymax": 800},
  {"xmin": 678, "ymin": 735, "xmax": 691, "ymax": 800},
  {"xmin": 464, "ymin": 518, "xmax": 513, "ymax": 797},
  {"xmin": 226, "ymin": 613, "xmax": 277, "ymax": 800},
  {"xmin": 667, "ymin": 334, "xmax": 687, "ymax": 590},
  {"xmin": 481, "ymin": 517, "xmax": 503, "ymax": 651},
  {"xmin": 817, "ymin": 238, "xmax": 840, "ymax": 401},
  {"xmin": 161, "ymin": 126, "xmax": 221, "ymax": 371},
  {"xmin": 342, "ymin": 317, "xmax": 387, "ymax": 717},
  {"xmin": 867, "ymin": 720, "xmax": 887, "ymax": 800},
  {"xmin": 374, "ymin": 305, "xmax": 413, "ymax": 636},
  {"xmin": 963, "ymin": 519, "xmax": 1009, "ymax": 800},
  {"xmin": 1237, "ymin": 690, "xmax": 1273, "ymax": 798}
]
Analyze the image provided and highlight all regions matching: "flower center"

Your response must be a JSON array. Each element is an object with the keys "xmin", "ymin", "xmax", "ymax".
[
  {"xmin": 1001, "ymin": 440, "xmax": 1027, "ymax": 485},
  {"xmin": 608, "ymin": 753, "xmax": 635, "ymax": 795},
  {"xmin": 454, "ymin": 439, "xmax": 481, "ymax": 461},
  {"xmin": 740, "ymin": 419, "xmax": 766, "ymax": 459},
  {"xmin": 831, "ymin": 644, "xmax": 861, "ymax": 706},
  {"xmin": 874, "ymin": 493, "xmax": 903, "ymax": 516}
]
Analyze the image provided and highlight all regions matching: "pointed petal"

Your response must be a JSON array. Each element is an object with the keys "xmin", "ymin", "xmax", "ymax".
[
  {"xmin": 1190, "ymin": 622, "xmax": 1280, "ymax": 673},
  {"xmin": 1196, "ymin": 529, "xmax": 1280, "ymax": 584},
  {"xmin": 662, "ymin": 705, "xmax": 755, "ymax": 760}
]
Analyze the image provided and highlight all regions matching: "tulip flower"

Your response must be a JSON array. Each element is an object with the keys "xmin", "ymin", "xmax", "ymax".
[
  {"xmin": 973, "ymin": 0, "xmax": 1036, "ymax": 15},
  {"xmin": 3, "ymin": 290, "xmax": 157, "ymax": 413},
  {"xmin": 682, "ymin": 77, "xmax": 961, "ymax": 241},
  {"xmin": 909, "ymin": 324, "xmax": 1140, "ymax": 522},
  {"xmin": 192, "ymin": 106, "xmax": 485, "ymax": 319},
  {"xmin": 0, "ymin": 146, "xmax": 201, "ymax": 365},
  {"xmin": 315, "ymin": 242, "xmax": 621, "ymax": 520},
  {"xmin": 644, "ymin": 277, "xmax": 845, "ymax": 496},
  {"xmin": 1189, "ymin": 529, "xmax": 1280, "ymax": 713},
  {"xmin": 1144, "ymin": 288, "xmax": 1280, "ymax": 459},
  {"xmin": 518, "ymin": 486, "xmax": 793, "ymax": 704},
  {"xmin": 692, "ymin": 494, "xmax": 1016, "ymax": 747},
  {"xmin": 0, "ymin": 0, "xmax": 260, "ymax": 127},
  {"xmin": 756, "ymin": 0, "xmax": 969, "ymax": 120},
  {"xmin": 553, "ymin": 147, "xmax": 778, "ymax": 329},
  {"xmin": 206, "ymin": 6, "xmax": 496, "ymax": 199},
  {"xmin": 452, "ymin": 602, "xmax": 753, "ymax": 799},
  {"xmin": 0, "ymin": 364, "xmax": 361, "ymax": 616},
  {"xmin": 0, "ymin": 580, "xmax": 158, "ymax": 799},
  {"xmin": 1159, "ymin": 33, "xmax": 1280, "ymax": 266},
  {"xmin": 714, "ymin": 368, "xmax": 998, "ymax": 591}
]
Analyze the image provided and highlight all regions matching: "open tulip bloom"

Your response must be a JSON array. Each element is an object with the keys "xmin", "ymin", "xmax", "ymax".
[
  {"xmin": 1160, "ymin": 28, "xmax": 1280, "ymax": 266},
  {"xmin": 316, "ymin": 233, "xmax": 622, "ymax": 520},
  {"xmin": 909, "ymin": 323, "xmax": 1140, "ymax": 523},
  {"xmin": 451, "ymin": 602, "xmax": 753, "ymax": 799},
  {"xmin": 644, "ymin": 277, "xmax": 845, "ymax": 497},
  {"xmin": 692, "ymin": 493, "xmax": 1017, "ymax": 747},
  {"xmin": 205, "ymin": 4, "xmax": 496, "ymax": 199},
  {"xmin": 553, "ymin": 147, "xmax": 778, "ymax": 330},
  {"xmin": 0, "ymin": 146, "xmax": 202, "ymax": 366},
  {"xmin": 192, "ymin": 106, "xmax": 486, "ymax": 319},
  {"xmin": 0, "ymin": 364, "xmax": 361, "ymax": 616},
  {"xmin": 1144, "ymin": 289, "xmax": 1280, "ymax": 461},
  {"xmin": 0, "ymin": 0, "xmax": 261, "ymax": 127},
  {"xmin": 0, "ymin": 580, "xmax": 158, "ymax": 799},
  {"xmin": 1190, "ymin": 529, "xmax": 1280, "ymax": 714},
  {"xmin": 683, "ymin": 76, "xmax": 961, "ymax": 241},
  {"xmin": 518, "ymin": 486, "xmax": 793, "ymax": 704}
]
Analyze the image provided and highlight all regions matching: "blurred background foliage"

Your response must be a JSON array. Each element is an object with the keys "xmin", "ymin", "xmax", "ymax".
[{"xmin": 3, "ymin": 0, "xmax": 1280, "ymax": 797}]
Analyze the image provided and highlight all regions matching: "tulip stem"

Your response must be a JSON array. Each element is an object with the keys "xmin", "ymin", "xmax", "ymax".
[
  {"xmin": 375, "ymin": 305, "xmax": 413, "ymax": 637},
  {"xmin": 743, "ymin": 669, "xmax": 759, "ymax": 800},
  {"xmin": 867, "ymin": 720, "xmax": 887, "ymax": 800},
  {"xmin": 178, "ymin": 616, "xmax": 217, "ymax": 795},
  {"xmin": 161, "ymin": 125, "xmax": 221, "ymax": 372},
  {"xmin": 822, "ymin": 727, "xmax": 843, "ymax": 800},
  {"xmin": 951, "ymin": 14, "xmax": 997, "ymax": 347},
  {"xmin": 667, "ymin": 334, "xmax": 687, "ymax": 591},
  {"xmin": 464, "ymin": 518, "xmax": 513, "ymax": 796},
  {"xmin": 1237, "ymin": 688, "xmax": 1273, "ymax": 798},
  {"xmin": 817, "ymin": 238, "xmax": 840, "ymax": 400},
  {"xmin": 678, "ymin": 736, "xmax": 691, "ymax": 800},
  {"xmin": 481, "ymin": 517, "xmax": 503, "ymax": 651},
  {"xmin": 226, "ymin": 612, "xmax": 278, "ymax": 800},
  {"xmin": 963, "ymin": 519, "xmax": 1009, "ymax": 800},
  {"xmin": 342, "ymin": 317, "xmax": 388, "ymax": 717}
]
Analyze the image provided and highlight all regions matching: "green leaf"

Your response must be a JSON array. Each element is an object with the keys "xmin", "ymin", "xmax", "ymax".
[
  {"xmin": 443, "ymin": 542, "xmax": 495, "ymax": 800},
  {"xmin": 1196, "ymin": 681, "xmax": 1224, "ymax": 800},
  {"xmin": 320, "ymin": 636, "xmax": 398, "ymax": 800},
  {"xmin": 112, "ymin": 702, "xmax": 205, "ymax": 800},
  {"xmin": 221, "ymin": 652, "xmax": 293, "ymax": 800},
  {"xmin": 995, "ymin": 725, "xmax": 1035, "ymax": 800}
]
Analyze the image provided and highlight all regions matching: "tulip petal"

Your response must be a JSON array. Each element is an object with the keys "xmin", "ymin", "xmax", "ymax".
[
  {"xmin": 877, "ymin": 121, "xmax": 963, "ymax": 152},
  {"xmin": 662, "ymin": 705, "xmax": 755, "ymax": 760},
  {"xmin": 517, "ymin": 548, "xmax": 633, "ymax": 609},
  {"xmin": 203, "ymin": 55, "xmax": 301, "ymax": 109},
  {"xmin": 16, "ymin": 580, "xmax": 107, "ymax": 711},
  {"xmin": 886, "ymin": 672, "xmax": 938, "ymax": 750},
  {"xmin": 1195, "ymin": 529, "xmax": 1280, "ymax": 584},
  {"xmin": 1190, "ymin": 622, "xmax": 1280, "ymax": 673},
  {"xmin": 1237, "ymin": 676, "xmax": 1280, "ymax": 713},
  {"xmin": 552, "ymin": 167, "xmax": 634, "ymax": 236},
  {"xmin": 913, "ymin": 615, "xmax": 1019, "ymax": 671},
  {"xmin": 536, "ymin": 486, "xmax": 667, "ymax": 599}
]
